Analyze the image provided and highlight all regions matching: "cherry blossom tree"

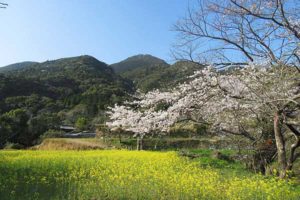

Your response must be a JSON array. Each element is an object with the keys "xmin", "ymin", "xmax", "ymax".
[
  {"xmin": 171, "ymin": 0, "xmax": 300, "ymax": 178},
  {"xmin": 175, "ymin": 64, "xmax": 299, "ymax": 177},
  {"xmin": 106, "ymin": 63, "xmax": 299, "ymax": 176},
  {"xmin": 107, "ymin": 0, "xmax": 300, "ymax": 178},
  {"xmin": 106, "ymin": 101, "xmax": 179, "ymax": 150}
]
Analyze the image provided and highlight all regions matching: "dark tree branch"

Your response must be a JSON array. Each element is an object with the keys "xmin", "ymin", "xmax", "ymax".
[
  {"xmin": 0, "ymin": 2, "xmax": 8, "ymax": 8},
  {"xmin": 220, "ymin": 128, "xmax": 256, "ymax": 141},
  {"xmin": 285, "ymin": 123, "xmax": 300, "ymax": 169}
]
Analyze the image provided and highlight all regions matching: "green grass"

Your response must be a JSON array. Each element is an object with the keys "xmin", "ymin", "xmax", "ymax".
[
  {"xmin": 117, "ymin": 136, "xmax": 234, "ymax": 150},
  {"xmin": 183, "ymin": 149, "xmax": 254, "ymax": 178}
]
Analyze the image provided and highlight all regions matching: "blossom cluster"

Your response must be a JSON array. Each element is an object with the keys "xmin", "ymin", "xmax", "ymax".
[{"xmin": 107, "ymin": 64, "xmax": 299, "ymax": 139}]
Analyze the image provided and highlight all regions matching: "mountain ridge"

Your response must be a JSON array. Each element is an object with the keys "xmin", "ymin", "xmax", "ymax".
[
  {"xmin": 0, "ymin": 54, "xmax": 203, "ymax": 92},
  {"xmin": 0, "ymin": 61, "xmax": 39, "ymax": 73},
  {"xmin": 110, "ymin": 54, "xmax": 168, "ymax": 73},
  {"xmin": 0, "ymin": 54, "xmax": 167, "ymax": 74}
]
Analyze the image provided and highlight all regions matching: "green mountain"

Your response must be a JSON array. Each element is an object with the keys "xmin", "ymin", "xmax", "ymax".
[
  {"xmin": 0, "ymin": 54, "xmax": 203, "ymax": 148},
  {"xmin": 115, "ymin": 59, "xmax": 204, "ymax": 92},
  {"xmin": 0, "ymin": 61, "xmax": 39, "ymax": 73},
  {"xmin": 0, "ymin": 55, "xmax": 134, "ymax": 147},
  {"xmin": 0, "ymin": 55, "xmax": 134, "ymax": 104},
  {"xmin": 111, "ymin": 54, "xmax": 167, "ymax": 73}
]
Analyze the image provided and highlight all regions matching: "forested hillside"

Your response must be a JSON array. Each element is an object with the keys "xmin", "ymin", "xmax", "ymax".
[
  {"xmin": 0, "ymin": 61, "xmax": 38, "ymax": 73},
  {"xmin": 0, "ymin": 55, "xmax": 134, "ymax": 147},
  {"xmin": 0, "ymin": 54, "xmax": 205, "ymax": 147},
  {"xmin": 111, "ymin": 54, "xmax": 167, "ymax": 73},
  {"xmin": 111, "ymin": 56, "xmax": 203, "ymax": 92}
]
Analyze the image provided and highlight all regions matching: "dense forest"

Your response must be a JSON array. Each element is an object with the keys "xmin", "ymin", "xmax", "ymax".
[{"xmin": 0, "ymin": 54, "xmax": 201, "ymax": 147}]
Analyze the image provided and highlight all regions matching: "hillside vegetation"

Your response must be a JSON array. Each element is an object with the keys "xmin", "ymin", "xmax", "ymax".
[
  {"xmin": 111, "ymin": 54, "xmax": 167, "ymax": 73},
  {"xmin": 119, "ymin": 60, "xmax": 203, "ymax": 92},
  {"xmin": 0, "ymin": 55, "xmax": 134, "ymax": 147},
  {"xmin": 0, "ymin": 61, "xmax": 39, "ymax": 73},
  {"xmin": 0, "ymin": 54, "xmax": 204, "ymax": 147}
]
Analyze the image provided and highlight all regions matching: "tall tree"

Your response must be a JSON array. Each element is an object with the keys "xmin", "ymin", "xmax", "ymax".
[{"xmin": 172, "ymin": 0, "xmax": 300, "ymax": 178}]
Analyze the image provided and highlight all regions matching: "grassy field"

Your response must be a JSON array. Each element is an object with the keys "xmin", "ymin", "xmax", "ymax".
[
  {"xmin": 34, "ymin": 137, "xmax": 235, "ymax": 150},
  {"xmin": 0, "ymin": 150, "xmax": 299, "ymax": 200},
  {"xmin": 33, "ymin": 138, "xmax": 110, "ymax": 150}
]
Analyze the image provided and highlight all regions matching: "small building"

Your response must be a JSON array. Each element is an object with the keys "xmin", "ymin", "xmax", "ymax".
[
  {"xmin": 63, "ymin": 132, "xmax": 96, "ymax": 138},
  {"xmin": 60, "ymin": 125, "xmax": 75, "ymax": 132}
]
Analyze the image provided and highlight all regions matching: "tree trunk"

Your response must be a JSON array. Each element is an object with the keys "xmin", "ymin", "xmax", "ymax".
[
  {"xmin": 274, "ymin": 111, "xmax": 287, "ymax": 178},
  {"xmin": 136, "ymin": 137, "xmax": 143, "ymax": 150},
  {"xmin": 136, "ymin": 137, "xmax": 140, "ymax": 150},
  {"xmin": 286, "ymin": 137, "xmax": 299, "ymax": 171},
  {"xmin": 285, "ymin": 124, "xmax": 300, "ymax": 171},
  {"xmin": 140, "ymin": 137, "xmax": 143, "ymax": 150}
]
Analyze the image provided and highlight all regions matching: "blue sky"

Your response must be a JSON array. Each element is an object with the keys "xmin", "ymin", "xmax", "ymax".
[{"xmin": 0, "ymin": 0, "xmax": 192, "ymax": 67}]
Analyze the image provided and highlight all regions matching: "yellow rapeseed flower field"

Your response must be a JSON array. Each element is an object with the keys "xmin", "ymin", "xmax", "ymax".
[{"xmin": 0, "ymin": 150, "xmax": 298, "ymax": 200}]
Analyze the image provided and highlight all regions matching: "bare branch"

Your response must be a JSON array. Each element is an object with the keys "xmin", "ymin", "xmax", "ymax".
[
  {"xmin": 0, "ymin": 2, "xmax": 8, "ymax": 8},
  {"xmin": 173, "ymin": 0, "xmax": 300, "ymax": 66}
]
